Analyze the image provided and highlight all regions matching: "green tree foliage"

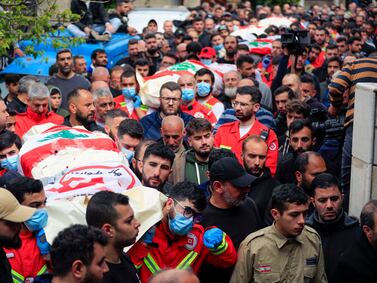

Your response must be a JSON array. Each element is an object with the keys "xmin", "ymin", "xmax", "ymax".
[{"xmin": 0, "ymin": 0, "xmax": 81, "ymax": 57}]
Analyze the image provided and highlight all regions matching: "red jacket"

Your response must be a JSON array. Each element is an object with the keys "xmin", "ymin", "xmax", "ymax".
[
  {"xmin": 114, "ymin": 95, "xmax": 152, "ymax": 121},
  {"xmin": 127, "ymin": 222, "xmax": 237, "ymax": 283},
  {"xmin": 15, "ymin": 108, "xmax": 64, "ymax": 138},
  {"xmin": 4, "ymin": 230, "xmax": 48, "ymax": 283},
  {"xmin": 181, "ymin": 100, "xmax": 217, "ymax": 125},
  {"xmin": 214, "ymin": 119, "xmax": 278, "ymax": 175}
]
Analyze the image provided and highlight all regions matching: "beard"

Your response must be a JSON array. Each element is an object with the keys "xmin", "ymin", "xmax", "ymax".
[
  {"xmin": 226, "ymin": 49, "xmax": 236, "ymax": 57},
  {"xmin": 148, "ymin": 47, "xmax": 159, "ymax": 54},
  {"xmin": 82, "ymin": 270, "xmax": 103, "ymax": 283},
  {"xmin": 195, "ymin": 148, "xmax": 211, "ymax": 159},
  {"xmin": 235, "ymin": 112, "xmax": 253, "ymax": 121},
  {"xmin": 76, "ymin": 109, "xmax": 94, "ymax": 127},
  {"xmin": 222, "ymin": 190, "xmax": 245, "ymax": 207},
  {"xmin": 224, "ymin": 87, "xmax": 237, "ymax": 98},
  {"xmin": 0, "ymin": 234, "xmax": 22, "ymax": 249},
  {"xmin": 59, "ymin": 65, "xmax": 72, "ymax": 76}
]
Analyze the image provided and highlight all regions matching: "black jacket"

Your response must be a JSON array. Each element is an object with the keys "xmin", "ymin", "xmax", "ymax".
[
  {"xmin": 0, "ymin": 249, "xmax": 12, "ymax": 283},
  {"xmin": 248, "ymin": 168, "xmax": 280, "ymax": 226},
  {"xmin": 337, "ymin": 231, "xmax": 377, "ymax": 283},
  {"xmin": 307, "ymin": 211, "xmax": 360, "ymax": 283},
  {"xmin": 71, "ymin": 0, "xmax": 109, "ymax": 30}
]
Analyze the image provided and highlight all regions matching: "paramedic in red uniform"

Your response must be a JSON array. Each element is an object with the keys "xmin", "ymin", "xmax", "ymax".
[
  {"xmin": 214, "ymin": 86, "xmax": 278, "ymax": 175},
  {"xmin": 15, "ymin": 83, "xmax": 63, "ymax": 138},
  {"xmin": 127, "ymin": 181, "xmax": 237, "ymax": 283}
]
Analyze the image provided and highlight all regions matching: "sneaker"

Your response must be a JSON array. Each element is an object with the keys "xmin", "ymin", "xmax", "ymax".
[{"xmin": 90, "ymin": 30, "xmax": 110, "ymax": 41}]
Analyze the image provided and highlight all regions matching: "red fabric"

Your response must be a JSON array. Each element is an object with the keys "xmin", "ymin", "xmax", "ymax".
[
  {"xmin": 0, "ymin": 168, "xmax": 7, "ymax": 176},
  {"xmin": 15, "ymin": 108, "xmax": 64, "ymax": 138},
  {"xmin": 181, "ymin": 100, "xmax": 217, "ymax": 125},
  {"xmin": 113, "ymin": 95, "xmax": 142, "ymax": 120},
  {"xmin": 128, "ymin": 222, "xmax": 237, "ymax": 283},
  {"xmin": 214, "ymin": 119, "xmax": 278, "ymax": 175},
  {"xmin": 4, "ymin": 230, "xmax": 48, "ymax": 281},
  {"xmin": 202, "ymin": 96, "xmax": 221, "ymax": 110}
]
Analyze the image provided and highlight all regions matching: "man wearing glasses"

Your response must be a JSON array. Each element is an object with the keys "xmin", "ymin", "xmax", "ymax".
[
  {"xmin": 128, "ymin": 181, "xmax": 237, "ymax": 283},
  {"xmin": 214, "ymin": 86, "xmax": 278, "ymax": 175},
  {"xmin": 140, "ymin": 82, "xmax": 194, "ymax": 141}
]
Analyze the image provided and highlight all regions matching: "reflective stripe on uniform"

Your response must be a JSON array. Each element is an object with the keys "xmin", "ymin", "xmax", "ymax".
[
  {"xmin": 11, "ymin": 269, "xmax": 24, "ymax": 283},
  {"xmin": 143, "ymin": 251, "xmax": 199, "ymax": 274},
  {"xmin": 176, "ymin": 251, "xmax": 198, "ymax": 269},
  {"xmin": 203, "ymin": 102, "xmax": 213, "ymax": 109},
  {"xmin": 143, "ymin": 253, "xmax": 161, "ymax": 274},
  {"xmin": 37, "ymin": 264, "xmax": 48, "ymax": 275},
  {"xmin": 219, "ymin": 144, "xmax": 231, "ymax": 150},
  {"xmin": 212, "ymin": 233, "xmax": 228, "ymax": 255}
]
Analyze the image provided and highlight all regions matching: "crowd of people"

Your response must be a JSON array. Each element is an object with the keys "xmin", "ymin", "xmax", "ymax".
[{"xmin": 0, "ymin": 0, "xmax": 377, "ymax": 282}]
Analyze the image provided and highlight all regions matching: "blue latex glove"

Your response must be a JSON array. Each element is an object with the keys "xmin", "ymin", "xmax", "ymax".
[
  {"xmin": 141, "ymin": 226, "xmax": 156, "ymax": 244},
  {"xmin": 35, "ymin": 229, "xmax": 50, "ymax": 255},
  {"xmin": 203, "ymin": 228, "xmax": 224, "ymax": 249},
  {"xmin": 262, "ymin": 56, "xmax": 270, "ymax": 69},
  {"xmin": 133, "ymin": 95, "xmax": 142, "ymax": 108}
]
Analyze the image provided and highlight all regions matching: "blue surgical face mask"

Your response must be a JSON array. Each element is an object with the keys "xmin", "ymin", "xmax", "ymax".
[
  {"xmin": 213, "ymin": 44, "xmax": 224, "ymax": 51},
  {"xmin": 182, "ymin": 88, "xmax": 195, "ymax": 102},
  {"xmin": 1, "ymin": 154, "xmax": 19, "ymax": 172},
  {"xmin": 24, "ymin": 208, "xmax": 48, "ymax": 232},
  {"xmin": 197, "ymin": 82, "xmax": 211, "ymax": 97},
  {"xmin": 122, "ymin": 87, "xmax": 136, "ymax": 99},
  {"xmin": 121, "ymin": 147, "xmax": 135, "ymax": 164},
  {"xmin": 168, "ymin": 210, "xmax": 193, "ymax": 236},
  {"xmin": 200, "ymin": 59, "xmax": 212, "ymax": 66}
]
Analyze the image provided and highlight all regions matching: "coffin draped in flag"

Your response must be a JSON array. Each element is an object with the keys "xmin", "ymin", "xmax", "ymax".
[
  {"xmin": 138, "ymin": 60, "xmax": 230, "ymax": 108},
  {"xmin": 248, "ymin": 38, "xmax": 274, "ymax": 56},
  {"xmin": 18, "ymin": 124, "xmax": 141, "ymax": 199}
]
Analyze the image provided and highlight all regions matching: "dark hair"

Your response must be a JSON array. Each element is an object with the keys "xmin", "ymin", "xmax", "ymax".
[
  {"xmin": 51, "ymin": 224, "xmax": 108, "ymax": 277},
  {"xmin": 273, "ymin": 85, "xmax": 295, "ymax": 99},
  {"xmin": 326, "ymin": 43, "xmax": 337, "ymax": 51},
  {"xmin": 294, "ymin": 151, "xmax": 323, "ymax": 174},
  {"xmin": 289, "ymin": 119, "xmax": 313, "ymax": 135},
  {"xmin": 285, "ymin": 99, "xmax": 310, "ymax": 117},
  {"xmin": 160, "ymin": 81, "xmax": 182, "ymax": 97},
  {"xmin": 271, "ymin": 184, "xmax": 308, "ymax": 213},
  {"xmin": 73, "ymin": 55, "xmax": 85, "ymax": 64},
  {"xmin": 186, "ymin": 42, "xmax": 202, "ymax": 55},
  {"xmin": 104, "ymin": 109, "xmax": 129, "ymax": 121},
  {"xmin": 311, "ymin": 173, "xmax": 340, "ymax": 195},
  {"xmin": 360, "ymin": 200, "xmax": 377, "ymax": 229},
  {"xmin": 236, "ymin": 86, "xmax": 261, "ymax": 104},
  {"xmin": 208, "ymin": 148, "xmax": 236, "ymax": 170},
  {"xmin": 134, "ymin": 139, "xmax": 156, "ymax": 160},
  {"xmin": 6, "ymin": 176, "xmax": 44, "ymax": 203},
  {"xmin": 134, "ymin": 58, "xmax": 150, "ymax": 67},
  {"xmin": 210, "ymin": 32, "xmax": 222, "ymax": 42},
  {"xmin": 4, "ymin": 74, "xmax": 20, "ymax": 85},
  {"xmin": 347, "ymin": 35, "xmax": 362, "ymax": 45},
  {"xmin": 194, "ymin": 68, "xmax": 215, "ymax": 85},
  {"xmin": 86, "ymin": 191, "xmax": 130, "ymax": 227},
  {"xmin": 163, "ymin": 52, "xmax": 178, "ymax": 63},
  {"xmin": 67, "ymin": 88, "xmax": 90, "ymax": 104},
  {"xmin": 49, "ymin": 63, "xmax": 59, "ymax": 76},
  {"xmin": 120, "ymin": 70, "xmax": 137, "ymax": 82},
  {"xmin": 91, "ymin": 49, "xmax": 106, "ymax": 61},
  {"xmin": 56, "ymin": 48, "xmax": 72, "ymax": 60},
  {"xmin": 0, "ymin": 130, "xmax": 21, "ymax": 151},
  {"xmin": 300, "ymin": 74, "xmax": 315, "ymax": 86},
  {"xmin": 168, "ymin": 181, "xmax": 207, "ymax": 212},
  {"xmin": 327, "ymin": 56, "xmax": 342, "ymax": 68},
  {"xmin": 336, "ymin": 36, "xmax": 346, "ymax": 43},
  {"xmin": 236, "ymin": 54, "xmax": 254, "ymax": 69},
  {"xmin": 144, "ymin": 33, "xmax": 157, "ymax": 41},
  {"xmin": 128, "ymin": 38, "xmax": 139, "ymax": 45},
  {"xmin": 309, "ymin": 44, "xmax": 321, "ymax": 52},
  {"xmin": 186, "ymin": 118, "xmax": 212, "ymax": 137},
  {"xmin": 143, "ymin": 143, "xmax": 175, "ymax": 166},
  {"xmin": 117, "ymin": 119, "xmax": 144, "ymax": 140}
]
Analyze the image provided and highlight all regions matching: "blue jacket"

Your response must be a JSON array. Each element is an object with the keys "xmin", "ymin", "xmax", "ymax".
[{"xmin": 140, "ymin": 110, "xmax": 194, "ymax": 140}]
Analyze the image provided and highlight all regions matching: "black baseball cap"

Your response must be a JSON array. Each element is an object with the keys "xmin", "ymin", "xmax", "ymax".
[{"xmin": 209, "ymin": 157, "xmax": 256, "ymax": 188}]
